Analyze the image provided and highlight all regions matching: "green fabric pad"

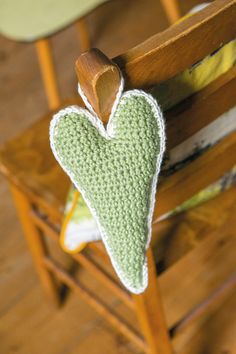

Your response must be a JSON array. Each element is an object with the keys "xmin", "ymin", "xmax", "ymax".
[
  {"xmin": 0, "ymin": 0, "xmax": 108, "ymax": 41},
  {"xmin": 50, "ymin": 91, "xmax": 165, "ymax": 293}
]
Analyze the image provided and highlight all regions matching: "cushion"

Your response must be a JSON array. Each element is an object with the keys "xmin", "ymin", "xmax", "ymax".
[
  {"xmin": 0, "ymin": 0, "xmax": 108, "ymax": 41},
  {"xmin": 50, "ymin": 84, "xmax": 165, "ymax": 293}
]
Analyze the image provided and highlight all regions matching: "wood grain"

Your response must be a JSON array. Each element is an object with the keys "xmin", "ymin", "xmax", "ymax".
[
  {"xmin": 75, "ymin": 48, "xmax": 121, "ymax": 123},
  {"xmin": 160, "ymin": 0, "xmax": 181, "ymax": 24},
  {"xmin": 154, "ymin": 130, "xmax": 236, "ymax": 219},
  {"xmin": 115, "ymin": 0, "xmax": 236, "ymax": 88},
  {"xmin": 35, "ymin": 39, "xmax": 61, "ymax": 110},
  {"xmin": 76, "ymin": 18, "xmax": 91, "ymax": 53},
  {"xmin": 133, "ymin": 249, "xmax": 173, "ymax": 354},
  {"xmin": 159, "ymin": 186, "xmax": 236, "ymax": 329},
  {"xmin": 166, "ymin": 65, "xmax": 236, "ymax": 149},
  {"xmin": 10, "ymin": 184, "xmax": 60, "ymax": 307}
]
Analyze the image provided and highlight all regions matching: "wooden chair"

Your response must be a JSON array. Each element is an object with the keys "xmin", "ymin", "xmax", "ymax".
[
  {"xmin": 0, "ymin": 0, "xmax": 182, "ymax": 112},
  {"xmin": 35, "ymin": 19, "xmax": 90, "ymax": 111},
  {"xmin": 160, "ymin": 0, "xmax": 181, "ymax": 24},
  {"xmin": 0, "ymin": 0, "xmax": 109, "ymax": 111},
  {"xmin": 1, "ymin": 0, "xmax": 236, "ymax": 353}
]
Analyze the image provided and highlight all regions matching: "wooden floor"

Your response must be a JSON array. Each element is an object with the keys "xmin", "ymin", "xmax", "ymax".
[{"xmin": 1, "ymin": 0, "xmax": 236, "ymax": 353}]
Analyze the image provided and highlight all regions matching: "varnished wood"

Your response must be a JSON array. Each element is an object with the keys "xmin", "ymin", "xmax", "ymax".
[
  {"xmin": 133, "ymin": 249, "xmax": 173, "ymax": 354},
  {"xmin": 166, "ymin": 65, "xmax": 236, "ymax": 149},
  {"xmin": 168, "ymin": 196, "xmax": 236, "ymax": 336},
  {"xmin": 76, "ymin": 48, "xmax": 121, "ymax": 123},
  {"xmin": 0, "ymin": 97, "xmax": 84, "ymax": 223},
  {"xmin": 9, "ymin": 184, "xmax": 60, "ymax": 306},
  {"xmin": 76, "ymin": 18, "xmax": 91, "ymax": 53},
  {"xmin": 35, "ymin": 39, "xmax": 61, "ymax": 110},
  {"xmin": 153, "ymin": 129, "xmax": 236, "ymax": 220},
  {"xmin": 30, "ymin": 209, "xmax": 134, "ymax": 309},
  {"xmin": 87, "ymin": 242, "xmax": 111, "ymax": 265},
  {"xmin": 159, "ymin": 185, "xmax": 236, "ymax": 329},
  {"xmin": 172, "ymin": 271, "xmax": 236, "ymax": 336},
  {"xmin": 115, "ymin": 0, "xmax": 236, "ymax": 87},
  {"xmin": 43, "ymin": 257, "xmax": 147, "ymax": 352},
  {"xmin": 152, "ymin": 183, "xmax": 236, "ymax": 268},
  {"xmin": 74, "ymin": 252, "xmax": 134, "ymax": 309},
  {"xmin": 160, "ymin": 0, "xmax": 181, "ymax": 24}
]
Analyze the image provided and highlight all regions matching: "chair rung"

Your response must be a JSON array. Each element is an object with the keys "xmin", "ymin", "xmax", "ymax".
[
  {"xmin": 171, "ymin": 271, "xmax": 236, "ymax": 337},
  {"xmin": 73, "ymin": 252, "xmax": 134, "ymax": 309},
  {"xmin": 87, "ymin": 242, "xmax": 111, "ymax": 264},
  {"xmin": 31, "ymin": 210, "xmax": 59, "ymax": 242},
  {"xmin": 43, "ymin": 257, "xmax": 147, "ymax": 352},
  {"xmin": 31, "ymin": 210, "xmax": 134, "ymax": 309}
]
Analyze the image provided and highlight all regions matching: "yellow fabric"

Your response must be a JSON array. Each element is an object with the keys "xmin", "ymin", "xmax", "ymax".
[
  {"xmin": 152, "ymin": 39, "xmax": 236, "ymax": 111},
  {"xmin": 60, "ymin": 191, "xmax": 87, "ymax": 254}
]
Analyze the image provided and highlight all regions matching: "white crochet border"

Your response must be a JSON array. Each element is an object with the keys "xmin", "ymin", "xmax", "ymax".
[{"xmin": 50, "ymin": 76, "xmax": 165, "ymax": 294}]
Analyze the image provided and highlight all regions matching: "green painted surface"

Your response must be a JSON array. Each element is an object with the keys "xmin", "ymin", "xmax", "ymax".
[{"xmin": 0, "ymin": 0, "xmax": 108, "ymax": 41}]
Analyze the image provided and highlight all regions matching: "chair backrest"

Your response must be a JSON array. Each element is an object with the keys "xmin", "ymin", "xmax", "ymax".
[
  {"xmin": 76, "ymin": 0, "xmax": 236, "ymax": 222},
  {"xmin": 0, "ymin": 0, "xmax": 108, "ymax": 110}
]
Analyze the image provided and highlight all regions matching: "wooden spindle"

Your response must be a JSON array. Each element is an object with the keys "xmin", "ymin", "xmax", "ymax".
[
  {"xmin": 76, "ymin": 18, "xmax": 91, "ymax": 52},
  {"xmin": 35, "ymin": 39, "xmax": 61, "ymax": 110},
  {"xmin": 75, "ymin": 48, "xmax": 122, "ymax": 124},
  {"xmin": 160, "ymin": 0, "xmax": 181, "ymax": 24}
]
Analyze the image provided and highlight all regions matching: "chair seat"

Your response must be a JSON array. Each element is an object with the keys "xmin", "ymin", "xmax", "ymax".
[
  {"xmin": 0, "ymin": 102, "xmax": 79, "ymax": 218},
  {"xmin": 0, "ymin": 0, "xmax": 108, "ymax": 41}
]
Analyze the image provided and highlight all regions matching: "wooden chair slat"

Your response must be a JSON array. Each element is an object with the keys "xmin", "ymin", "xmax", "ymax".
[
  {"xmin": 115, "ymin": 0, "xmax": 236, "ymax": 88},
  {"xmin": 154, "ymin": 130, "xmax": 236, "ymax": 220},
  {"xmin": 166, "ymin": 66, "xmax": 236, "ymax": 149}
]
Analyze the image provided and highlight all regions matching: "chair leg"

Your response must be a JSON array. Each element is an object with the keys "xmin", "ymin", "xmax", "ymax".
[
  {"xmin": 132, "ymin": 248, "xmax": 173, "ymax": 354},
  {"xmin": 35, "ymin": 39, "xmax": 61, "ymax": 110},
  {"xmin": 10, "ymin": 184, "xmax": 60, "ymax": 307},
  {"xmin": 160, "ymin": 0, "xmax": 181, "ymax": 24},
  {"xmin": 76, "ymin": 18, "xmax": 91, "ymax": 53}
]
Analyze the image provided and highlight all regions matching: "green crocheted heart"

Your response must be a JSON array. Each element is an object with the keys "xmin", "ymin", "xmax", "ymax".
[{"xmin": 50, "ymin": 90, "xmax": 165, "ymax": 293}]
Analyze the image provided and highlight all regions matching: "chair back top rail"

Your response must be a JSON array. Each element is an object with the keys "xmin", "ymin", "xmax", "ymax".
[{"xmin": 114, "ymin": 0, "xmax": 236, "ymax": 88}]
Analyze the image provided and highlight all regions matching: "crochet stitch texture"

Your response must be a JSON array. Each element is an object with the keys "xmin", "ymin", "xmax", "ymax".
[{"xmin": 50, "ymin": 90, "xmax": 165, "ymax": 293}]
